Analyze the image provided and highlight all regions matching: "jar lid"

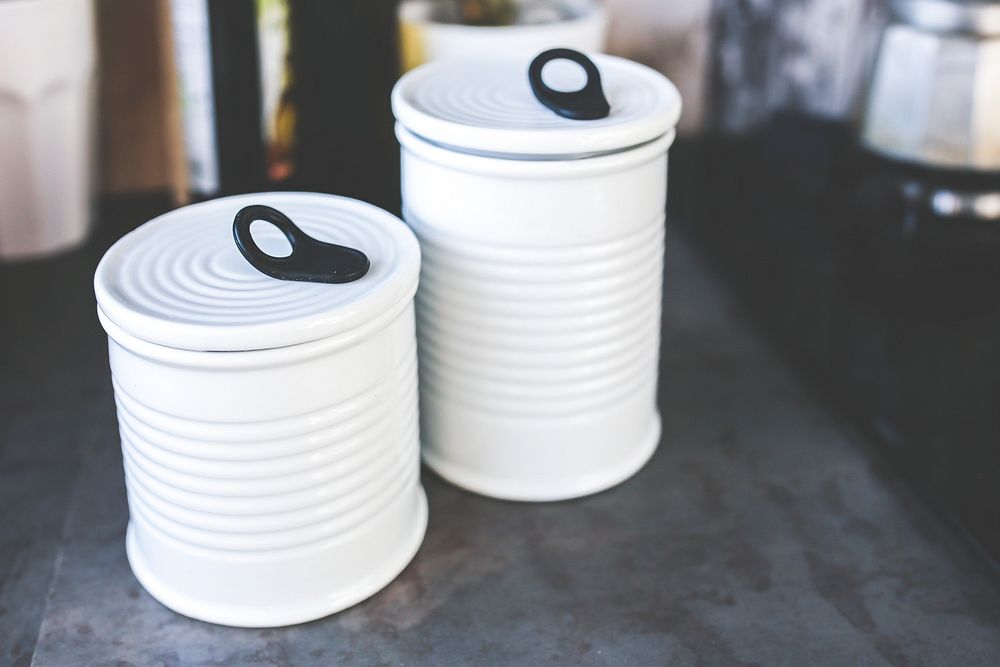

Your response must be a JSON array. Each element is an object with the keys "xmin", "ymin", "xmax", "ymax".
[
  {"xmin": 94, "ymin": 193, "xmax": 421, "ymax": 352},
  {"xmin": 391, "ymin": 49, "xmax": 682, "ymax": 158}
]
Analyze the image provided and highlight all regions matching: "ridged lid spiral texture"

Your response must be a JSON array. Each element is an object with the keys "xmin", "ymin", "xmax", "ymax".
[
  {"xmin": 391, "ymin": 52, "xmax": 681, "ymax": 158},
  {"xmin": 94, "ymin": 193, "xmax": 420, "ymax": 352}
]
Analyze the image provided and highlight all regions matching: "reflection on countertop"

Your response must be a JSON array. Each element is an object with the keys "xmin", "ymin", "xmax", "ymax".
[{"xmin": 672, "ymin": 114, "xmax": 1000, "ymax": 562}]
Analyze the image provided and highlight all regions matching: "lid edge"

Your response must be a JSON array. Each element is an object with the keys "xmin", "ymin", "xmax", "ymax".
[
  {"xmin": 94, "ymin": 193, "xmax": 421, "ymax": 353},
  {"xmin": 391, "ymin": 52, "xmax": 682, "ymax": 158}
]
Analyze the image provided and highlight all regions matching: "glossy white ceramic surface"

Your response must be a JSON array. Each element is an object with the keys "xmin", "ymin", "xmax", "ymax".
[
  {"xmin": 95, "ymin": 193, "xmax": 426, "ymax": 626},
  {"xmin": 392, "ymin": 53, "xmax": 681, "ymax": 157},
  {"xmin": 394, "ymin": 53, "xmax": 678, "ymax": 499},
  {"xmin": 0, "ymin": 0, "xmax": 95, "ymax": 260},
  {"xmin": 95, "ymin": 193, "xmax": 421, "ymax": 351}
]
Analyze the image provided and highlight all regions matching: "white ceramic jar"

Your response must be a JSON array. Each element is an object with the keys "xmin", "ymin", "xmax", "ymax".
[
  {"xmin": 94, "ymin": 193, "xmax": 426, "ymax": 627},
  {"xmin": 393, "ymin": 49, "xmax": 681, "ymax": 501}
]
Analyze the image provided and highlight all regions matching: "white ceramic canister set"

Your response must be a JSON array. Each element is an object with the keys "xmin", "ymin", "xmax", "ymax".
[{"xmin": 95, "ymin": 49, "xmax": 679, "ymax": 626}]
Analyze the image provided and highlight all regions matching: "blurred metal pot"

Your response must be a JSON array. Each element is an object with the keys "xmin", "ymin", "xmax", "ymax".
[{"xmin": 862, "ymin": 0, "xmax": 1000, "ymax": 171}]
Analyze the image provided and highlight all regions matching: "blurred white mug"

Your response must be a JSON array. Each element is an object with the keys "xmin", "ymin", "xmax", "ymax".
[
  {"xmin": 0, "ymin": 0, "xmax": 96, "ymax": 261},
  {"xmin": 398, "ymin": 0, "xmax": 608, "ymax": 72}
]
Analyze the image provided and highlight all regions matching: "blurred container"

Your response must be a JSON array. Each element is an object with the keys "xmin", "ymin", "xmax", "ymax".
[
  {"xmin": 399, "ymin": 0, "xmax": 607, "ymax": 71},
  {"xmin": 94, "ymin": 192, "xmax": 426, "ymax": 627},
  {"xmin": 393, "ymin": 50, "xmax": 680, "ymax": 500},
  {"xmin": 168, "ymin": 0, "xmax": 266, "ymax": 197},
  {"xmin": 0, "ymin": 0, "xmax": 96, "ymax": 260},
  {"xmin": 862, "ymin": 0, "xmax": 1000, "ymax": 171}
]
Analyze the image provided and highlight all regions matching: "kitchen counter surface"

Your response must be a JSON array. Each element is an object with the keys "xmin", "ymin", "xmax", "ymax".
[{"xmin": 2, "ymin": 196, "xmax": 998, "ymax": 666}]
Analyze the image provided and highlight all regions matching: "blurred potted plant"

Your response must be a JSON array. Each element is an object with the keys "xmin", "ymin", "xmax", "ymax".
[{"xmin": 398, "ymin": 0, "xmax": 607, "ymax": 71}]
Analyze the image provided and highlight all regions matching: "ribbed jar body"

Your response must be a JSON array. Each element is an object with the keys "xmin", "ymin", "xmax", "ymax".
[
  {"xmin": 99, "ymin": 302, "xmax": 426, "ymax": 627},
  {"xmin": 399, "ymin": 126, "xmax": 671, "ymax": 501}
]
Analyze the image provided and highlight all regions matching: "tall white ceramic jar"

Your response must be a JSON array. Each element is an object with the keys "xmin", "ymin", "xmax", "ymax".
[
  {"xmin": 393, "ymin": 49, "xmax": 681, "ymax": 501},
  {"xmin": 94, "ymin": 193, "xmax": 426, "ymax": 627}
]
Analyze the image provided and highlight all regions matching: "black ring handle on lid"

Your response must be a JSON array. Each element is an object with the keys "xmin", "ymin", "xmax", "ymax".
[
  {"xmin": 233, "ymin": 204, "xmax": 370, "ymax": 284},
  {"xmin": 528, "ymin": 48, "xmax": 610, "ymax": 121}
]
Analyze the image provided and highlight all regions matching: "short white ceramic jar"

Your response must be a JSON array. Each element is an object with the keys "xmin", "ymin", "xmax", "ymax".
[
  {"xmin": 393, "ymin": 49, "xmax": 681, "ymax": 501},
  {"xmin": 94, "ymin": 193, "xmax": 426, "ymax": 627}
]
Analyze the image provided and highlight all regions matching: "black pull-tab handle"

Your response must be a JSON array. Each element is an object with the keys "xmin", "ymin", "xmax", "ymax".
[
  {"xmin": 233, "ymin": 204, "xmax": 370, "ymax": 284},
  {"xmin": 528, "ymin": 48, "xmax": 610, "ymax": 121}
]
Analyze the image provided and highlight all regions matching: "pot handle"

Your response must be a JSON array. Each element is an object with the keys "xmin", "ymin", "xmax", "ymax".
[
  {"xmin": 233, "ymin": 204, "xmax": 370, "ymax": 284},
  {"xmin": 528, "ymin": 48, "xmax": 610, "ymax": 121}
]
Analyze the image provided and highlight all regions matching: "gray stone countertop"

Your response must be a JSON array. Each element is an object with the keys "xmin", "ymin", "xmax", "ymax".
[{"xmin": 1, "ymin": 197, "xmax": 998, "ymax": 666}]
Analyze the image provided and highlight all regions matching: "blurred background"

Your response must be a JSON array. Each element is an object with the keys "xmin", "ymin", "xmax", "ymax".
[{"xmin": 1, "ymin": 0, "xmax": 997, "ymax": 563}]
